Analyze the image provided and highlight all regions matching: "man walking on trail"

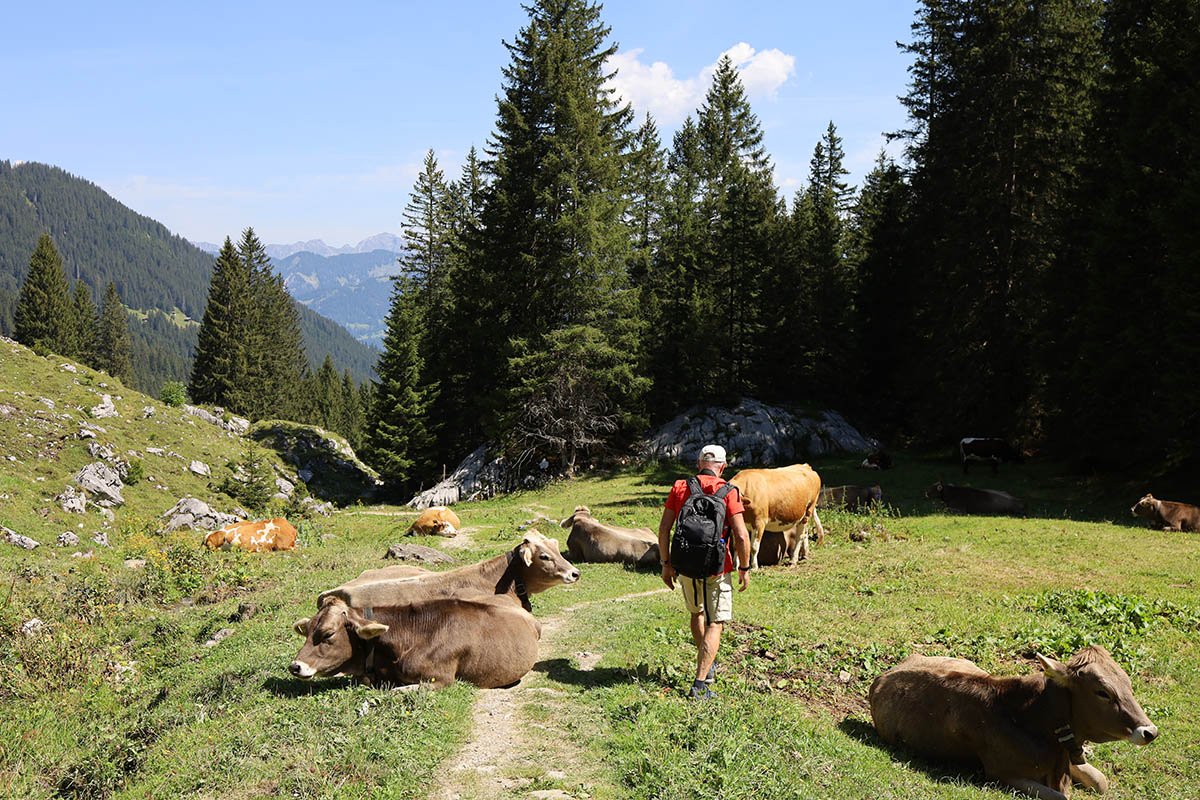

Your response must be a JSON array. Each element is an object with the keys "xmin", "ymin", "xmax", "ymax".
[{"xmin": 657, "ymin": 444, "xmax": 751, "ymax": 700}]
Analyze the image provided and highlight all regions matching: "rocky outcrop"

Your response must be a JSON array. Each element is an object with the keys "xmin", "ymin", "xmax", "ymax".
[
  {"xmin": 383, "ymin": 542, "xmax": 454, "ymax": 564},
  {"xmin": 182, "ymin": 405, "xmax": 250, "ymax": 435},
  {"xmin": 249, "ymin": 420, "xmax": 381, "ymax": 505},
  {"xmin": 71, "ymin": 462, "xmax": 125, "ymax": 507},
  {"xmin": 160, "ymin": 497, "xmax": 240, "ymax": 532},
  {"xmin": 57, "ymin": 486, "xmax": 88, "ymax": 514},
  {"xmin": 640, "ymin": 398, "xmax": 877, "ymax": 466},
  {"xmin": 407, "ymin": 445, "xmax": 511, "ymax": 509},
  {"xmin": 90, "ymin": 394, "xmax": 118, "ymax": 418},
  {"xmin": 4, "ymin": 526, "xmax": 40, "ymax": 549}
]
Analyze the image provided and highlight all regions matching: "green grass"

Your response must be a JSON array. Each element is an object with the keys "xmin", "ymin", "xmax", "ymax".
[{"xmin": 1, "ymin": 340, "xmax": 1197, "ymax": 798}]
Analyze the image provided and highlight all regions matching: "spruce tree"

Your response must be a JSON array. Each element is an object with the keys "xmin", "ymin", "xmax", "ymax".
[
  {"xmin": 96, "ymin": 281, "xmax": 132, "ymax": 383},
  {"xmin": 190, "ymin": 237, "xmax": 252, "ymax": 409},
  {"xmin": 70, "ymin": 281, "xmax": 98, "ymax": 367},
  {"xmin": 311, "ymin": 354, "xmax": 342, "ymax": 432},
  {"xmin": 14, "ymin": 234, "xmax": 73, "ymax": 353},
  {"xmin": 341, "ymin": 368, "xmax": 364, "ymax": 451},
  {"xmin": 626, "ymin": 113, "xmax": 667, "ymax": 289},
  {"xmin": 401, "ymin": 149, "xmax": 454, "ymax": 309}
]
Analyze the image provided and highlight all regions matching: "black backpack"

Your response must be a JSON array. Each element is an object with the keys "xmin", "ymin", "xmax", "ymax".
[{"xmin": 670, "ymin": 477, "xmax": 734, "ymax": 578}]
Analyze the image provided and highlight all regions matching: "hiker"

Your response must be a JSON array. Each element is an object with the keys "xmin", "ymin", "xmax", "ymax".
[{"xmin": 657, "ymin": 443, "xmax": 751, "ymax": 700}]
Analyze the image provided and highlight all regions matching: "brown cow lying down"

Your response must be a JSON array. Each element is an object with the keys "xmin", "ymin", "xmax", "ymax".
[
  {"xmin": 1131, "ymin": 493, "xmax": 1200, "ymax": 532},
  {"xmin": 203, "ymin": 518, "xmax": 297, "ymax": 552},
  {"xmin": 290, "ymin": 595, "xmax": 540, "ymax": 689},
  {"xmin": 405, "ymin": 506, "xmax": 461, "ymax": 537},
  {"xmin": 818, "ymin": 485, "xmax": 883, "ymax": 511},
  {"xmin": 925, "ymin": 481, "xmax": 1026, "ymax": 516},
  {"xmin": 559, "ymin": 505, "xmax": 660, "ymax": 568},
  {"xmin": 870, "ymin": 646, "xmax": 1158, "ymax": 800},
  {"xmin": 318, "ymin": 531, "xmax": 580, "ymax": 610},
  {"xmin": 731, "ymin": 463, "xmax": 825, "ymax": 568}
]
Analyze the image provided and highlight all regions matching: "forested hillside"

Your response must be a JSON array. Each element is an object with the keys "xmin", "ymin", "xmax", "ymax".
[
  {"xmin": 0, "ymin": 161, "xmax": 379, "ymax": 391},
  {"xmin": 274, "ymin": 249, "xmax": 400, "ymax": 347}
]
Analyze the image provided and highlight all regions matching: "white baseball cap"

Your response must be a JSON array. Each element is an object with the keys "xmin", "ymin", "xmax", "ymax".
[{"xmin": 698, "ymin": 444, "xmax": 727, "ymax": 464}]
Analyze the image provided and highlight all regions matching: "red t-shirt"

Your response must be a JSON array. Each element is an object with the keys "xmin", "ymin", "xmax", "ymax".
[{"xmin": 664, "ymin": 473, "xmax": 745, "ymax": 575}]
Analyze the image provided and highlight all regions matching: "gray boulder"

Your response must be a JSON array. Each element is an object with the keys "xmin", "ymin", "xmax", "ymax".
[
  {"xmin": 72, "ymin": 462, "xmax": 125, "ymax": 507},
  {"xmin": 182, "ymin": 405, "xmax": 250, "ymax": 435},
  {"xmin": 160, "ymin": 497, "xmax": 241, "ymax": 532},
  {"xmin": 189, "ymin": 460, "xmax": 211, "ymax": 477},
  {"xmin": 57, "ymin": 486, "xmax": 88, "ymax": 514},
  {"xmin": 90, "ymin": 394, "xmax": 118, "ymax": 418},
  {"xmin": 87, "ymin": 441, "xmax": 117, "ymax": 461},
  {"xmin": 4, "ymin": 526, "xmax": 40, "ymax": 549},
  {"xmin": 408, "ymin": 444, "xmax": 511, "ymax": 509},
  {"xmin": 56, "ymin": 531, "xmax": 80, "ymax": 547},
  {"xmin": 21, "ymin": 618, "xmax": 46, "ymax": 636},
  {"xmin": 640, "ymin": 397, "xmax": 878, "ymax": 466},
  {"xmin": 383, "ymin": 543, "xmax": 455, "ymax": 564},
  {"xmin": 92, "ymin": 531, "xmax": 110, "ymax": 547}
]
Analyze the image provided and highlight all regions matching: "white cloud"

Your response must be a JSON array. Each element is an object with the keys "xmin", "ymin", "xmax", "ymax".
[{"xmin": 606, "ymin": 42, "xmax": 796, "ymax": 125}]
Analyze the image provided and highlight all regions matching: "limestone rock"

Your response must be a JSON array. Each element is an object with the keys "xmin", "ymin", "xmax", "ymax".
[
  {"xmin": 124, "ymin": 558, "xmax": 147, "ymax": 570},
  {"xmin": 4, "ymin": 526, "xmax": 40, "ymax": 549},
  {"xmin": 57, "ymin": 486, "xmax": 88, "ymax": 514},
  {"xmin": 160, "ymin": 497, "xmax": 240, "ymax": 532},
  {"xmin": 87, "ymin": 441, "xmax": 117, "ymax": 461},
  {"xmin": 182, "ymin": 405, "xmax": 250, "ymax": 435},
  {"xmin": 640, "ymin": 397, "xmax": 877, "ymax": 466},
  {"xmin": 202, "ymin": 628, "xmax": 236, "ymax": 647},
  {"xmin": 141, "ymin": 406, "xmax": 155, "ymax": 419},
  {"xmin": 90, "ymin": 394, "xmax": 118, "ymax": 418},
  {"xmin": 189, "ymin": 460, "xmax": 211, "ymax": 477},
  {"xmin": 92, "ymin": 531, "xmax": 110, "ymax": 547},
  {"xmin": 20, "ymin": 618, "xmax": 45, "ymax": 636},
  {"xmin": 56, "ymin": 531, "xmax": 80, "ymax": 547},
  {"xmin": 71, "ymin": 462, "xmax": 125, "ymax": 507},
  {"xmin": 383, "ymin": 543, "xmax": 454, "ymax": 564},
  {"xmin": 274, "ymin": 476, "xmax": 295, "ymax": 497},
  {"xmin": 60, "ymin": 363, "xmax": 78, "ymax": 374}
]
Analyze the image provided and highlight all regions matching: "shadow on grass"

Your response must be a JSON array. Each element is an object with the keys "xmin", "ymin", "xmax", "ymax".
[
  {"xmin": 262, "ymin": 675, "xmax": 355, "ymax": 698},
  {"xmin": 838, "ymin": 717, "xmax": 989, "ymax": 790},
  {"xmin": 533, "ymin": 657, "xmax": 669, "ymax": 690}
]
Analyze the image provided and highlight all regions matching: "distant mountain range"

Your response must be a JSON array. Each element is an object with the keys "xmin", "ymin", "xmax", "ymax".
[
  {"xmin": 191, "ymin": 233, "xmax": 404, "ymax": 260},
  {"xmin": 272, "ymin": 250, "xmax": 405, "ymax": 348},
  {"xmin": 0, "ymin": 161, "xmax": 380, "ymax": 391}
]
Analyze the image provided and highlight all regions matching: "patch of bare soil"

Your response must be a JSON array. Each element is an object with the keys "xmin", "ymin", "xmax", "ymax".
[{"xmin": 432, "ymin": 588, "xmax": 670, "ymax": 799}]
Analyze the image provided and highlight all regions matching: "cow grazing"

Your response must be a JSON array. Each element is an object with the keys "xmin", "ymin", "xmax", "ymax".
[
  {"xmin": 290, "ymin": 595, "xmax": 540, "ymax": 689},
  {"xmin": 203, "ymin": 518, "xmax": 297, "ymax": 552},
  {"xmin": 405, "ymin": 506, "xmax": 461, "ymax": 537},
  {"xmin": 960, "ymin": 437, "xmax": 1023, "ymax": 474},
  {"xmin": 859, "ymin": 450, "xmax": 893, "ymax": 470},
  {"xmin": 319, "ymin": 530, "xmax": 580, "ymax": 610},
  {"xmin": 730, "ymin": 464, "xmax": 825, "ymax": 569},
  {"xmin": 559, "ymin": 505, "xmax": 660, "ymax": 568},
  {"xmin": 1131, "ymin": 493, "xmax": 1200, "ymax": 532},
  {"xmin": 818, "ymin": 485, "xmax": 883, "ymax": 512},
  {"xmin": 926, "ymin": 481, "xmax": 1025, "ymax": 516},
  {"xmin": 870, "ymin": 646, "xmax": 1158, "ymax": 800}
]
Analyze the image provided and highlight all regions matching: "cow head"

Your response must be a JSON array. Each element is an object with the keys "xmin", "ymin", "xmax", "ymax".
[
  {"xmin": 869, "ymin": 486, "xmax": 883, "ymax": 504},
  {"xmin": 1038, "ymin": 646, "xmax": 1158, "ymax": 746},
  {"xmin": 1131, "ymin": 494, "xmax": 1158, "ymax": 519},
  {"xmin": 289, "ymin": 596, "xmax": 388, "ymax": 680},
  {"xmin": 559, "ymin": 505, "xmax": 591, "ymax": 528},
  {"xmin": 924, "ymin": 481, "xmax": 945, "ymax": 500},
  {"xmin": 515, "ymin": 530, "xmax": 580, "ymax": 591},
  {"xmin": 203, "ymin": 528, "xmax": 228, "ymax": 549}
]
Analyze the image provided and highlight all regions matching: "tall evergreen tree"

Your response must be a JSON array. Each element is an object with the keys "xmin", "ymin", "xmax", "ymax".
[
  {"xmin": 14, "ymin": 234, "xmax": 72, "ymax": 353},
  {"xmin": 310, "ymin": 354, "xmax": 342, "ymax": 432},
  {"xmin": 96, "ymin": 281, "xmax": 132, "ymax": 383},
  {"xmin": 401, "ymin": 149, "xmax": 454, "ymax": 308},
  {"xmin": 190, "ymin": 237, "xmax": 252, "ymax": 409},
  {"xmin": 626, "ymin": 113, "xmax": 667, "ymax": 289},
  {"xmin": 69, "ymin": 280, "xmax": 98, "ymax": 367},
  {"xmin": 341, "ymin": 368, "xmax": 365, "ymax": 451}
]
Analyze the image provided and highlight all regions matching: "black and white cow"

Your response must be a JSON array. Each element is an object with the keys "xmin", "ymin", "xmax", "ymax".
[{"xmin": 960, "ymin": 438, "xmax": 1022, "ymax": 475}]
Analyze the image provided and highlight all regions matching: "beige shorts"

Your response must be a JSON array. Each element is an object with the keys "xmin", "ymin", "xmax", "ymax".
[{"xmin": 679, "ymin": 572, "xmax": 733, "ymax": 623}]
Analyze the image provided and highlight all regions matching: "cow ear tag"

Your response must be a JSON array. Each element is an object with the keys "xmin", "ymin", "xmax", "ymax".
[
  {"xmin": 293, "ymin": 618, "xmax": 311, "ymax": 636},
  {"xmin": 1037, "ymin": 653, "xmax": 1071, "ymax": 686},
  {"xmin": 355, "ymin": 622, "xmax": 389, "ymax": 639}
]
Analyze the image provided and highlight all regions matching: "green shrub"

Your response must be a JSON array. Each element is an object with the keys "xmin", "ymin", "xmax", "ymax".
[
  {"xmin": 124, "ymin": 458, "xmax": 144, "ymax": 485},
  {"xmin": 159, "ymin": 380, "xmax": 187, "ymax": 407}
]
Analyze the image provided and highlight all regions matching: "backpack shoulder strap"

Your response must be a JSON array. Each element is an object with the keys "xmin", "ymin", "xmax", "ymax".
[
  {"xmin": 713, "ymin": 481, "xmax": 734, "ymax": 501},
  {"xmin": 685, "ymin": 476, "xmax": 703, "ymax": 498}
]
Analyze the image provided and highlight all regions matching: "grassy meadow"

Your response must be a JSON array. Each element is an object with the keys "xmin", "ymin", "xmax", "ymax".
[{"xmin": 2, "ymin": 437, "xmax": 1198, "ymax": 798}]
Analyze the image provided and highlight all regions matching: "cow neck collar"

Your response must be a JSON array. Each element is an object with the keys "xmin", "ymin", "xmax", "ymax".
[
  {"xmin": 499, "ymin": 549, "xmax": 532, "ymax": 612},
  {"xmin": 1043, "ymin": 677, "xmax": 1087, "ymax": 765}
]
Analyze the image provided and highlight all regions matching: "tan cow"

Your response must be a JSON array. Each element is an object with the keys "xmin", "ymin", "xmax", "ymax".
[
  {"xmin": 290, "ymin": 595, "xmax": 540, "ymax": 689},
  {"xmin": 730, "ymin": 464, "xmax": 825, "ymax": 568},
  {"xmin": 318, "ymin": 530, "xmax": 580, "ymax": 610},
  {"xmin": 203, "ymin": 518, "xmax": 297, "ymax": 552},
  {"xmin": 560, "ymin": 505, "xmax": 660, "ymax": 568},
  {"xmin": 870, "ymin": 646, "xmax": 1158, "ymax": 800},
  {"xmin": 405, "ymin": 506, "xmax": 461, "ymax": 537},
  {"xmin": 1131, "ymin": 493, "xmax": 1200, "ymax": 532}
]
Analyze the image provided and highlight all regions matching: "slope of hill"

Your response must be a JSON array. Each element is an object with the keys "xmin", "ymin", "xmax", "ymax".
[
  {"xmin": 274, "ymin": 249, "xmax": 401, "ymax": 347},
  {"xmin": 0, "ymin": 161, "xmax": 378, "ymax": 390}
]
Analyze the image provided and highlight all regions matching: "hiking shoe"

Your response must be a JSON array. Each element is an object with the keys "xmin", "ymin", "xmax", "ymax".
[{"xmin": 688, "ymin": 681, "xmax": 717, "ymax": 701}]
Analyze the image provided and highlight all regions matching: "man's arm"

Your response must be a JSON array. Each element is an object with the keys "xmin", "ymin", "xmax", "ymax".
[
  {"xmin": 657, "ymin": 507, "xmax": 676, "ymax": 590},
  {"xmin": 730, "ymin": 511, "xmax": 751, "ymax": 590}
]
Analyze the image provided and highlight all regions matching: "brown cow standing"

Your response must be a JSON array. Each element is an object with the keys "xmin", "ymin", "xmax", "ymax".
[
  {"xmin": 1131, "ymin": 493, "xmax": 1200, "ymax": 532},
  {"xmin": 870, "ymin": 646, "xmax": 1158, "ymax": 800},
  {"xmin": 404, "ymin": 506, "xmax": 461, "ymax": 537},
  {"xmin": 730, "ymin": 464, "xmax": 825, "ymax": 569},
  {"xmin": 290, "ymin": 595, "xmax": 540, "ymax": 689},
  {"xmin": 560, "ymin": 506, "xmax": 660, "ymax": 568},
  {"xmin": 203, "ymin": 518, "xmax": 297, "ymax": 552},
  {"xmin": 318, "ymin": 531, "xmax": 579, "ymax": 610}
]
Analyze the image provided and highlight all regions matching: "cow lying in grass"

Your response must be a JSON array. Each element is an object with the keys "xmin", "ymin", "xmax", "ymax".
[
  {"xmin": 290, "ymin": 595, "xmax": 540, "ymax": 689},
  {"xmin": 559, "ymin": 505, "xmax": 660, "ymax": 568},
  {"xmin": 404, "ymin": 506, "xmax": 461, "ymax": 537},
  {"xmin": 925, "ymin": 481, "xmax": 1026, "ymax": 516},
  {"xmin": 203, "ymin": 518, "xmax": 297, "ymax": 552},
  {"xmin": 818, "ymin": 484, "xmax": 883, "ymax": 511},
  {"xmin": 1131, "ymin": 493, "xmax": 1200, "ymax": 532},
  {"xmin": 318, "ymin": 531, "xmax": 579, "ymax": 610},
  {"xmin": 870, "ymin": 646, "xmax": 1157, "ymax": 800}
]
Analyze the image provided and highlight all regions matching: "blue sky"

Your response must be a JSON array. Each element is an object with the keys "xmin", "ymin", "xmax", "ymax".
[{"xmin": 3, "ymin": 1, "xmax": 918, "ymax": 247}]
